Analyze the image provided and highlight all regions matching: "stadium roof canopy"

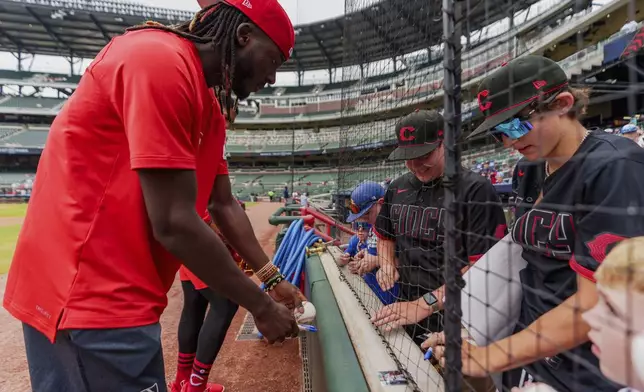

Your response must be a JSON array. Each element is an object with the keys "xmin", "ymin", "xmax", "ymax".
[{"xmin": 0, "ymin": 0, "xmax": 544, "ymax": 72}]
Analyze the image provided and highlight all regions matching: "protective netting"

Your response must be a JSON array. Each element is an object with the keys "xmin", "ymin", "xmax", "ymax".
[{"xmin": 332, "ymin": 0, "xmax": 644, "ymax": 391}]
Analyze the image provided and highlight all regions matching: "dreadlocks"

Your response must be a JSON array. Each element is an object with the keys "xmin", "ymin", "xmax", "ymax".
[{"xmin": 127, "ymin": 1, "xmax": 247, "ymax": 119}]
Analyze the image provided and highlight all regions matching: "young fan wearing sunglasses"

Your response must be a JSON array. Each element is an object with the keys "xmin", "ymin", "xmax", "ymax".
[
  {"xmin": 424, "ymin": 55, "xmax": 644, "ymax": 391},
  {"xmin": 339, "ymin": 223, "xmax": 369, "ymax": 267},
  {"xmin": 343, "ymin": 181, "xmax": 399, "ymax": 305},
  {"xmin": 370, "ymin": 109, "xmax": 507, "ymax": 344}
]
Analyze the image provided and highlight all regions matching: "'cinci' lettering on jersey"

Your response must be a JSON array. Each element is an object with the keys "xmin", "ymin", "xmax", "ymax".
[
  {"xmin": 390, "ymin": 204, "xmax": 445, "ymax": 242},
  {"xmin": 512, "ymin": 209, "xmax": 574, "ymax": 259}
]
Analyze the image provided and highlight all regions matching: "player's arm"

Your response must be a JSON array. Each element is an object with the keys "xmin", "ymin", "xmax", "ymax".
[
  {"xmin": 208, "ymin": 168, "xmax": 305, "ymax": 309},
  {"xmin": 113, "ymin": 43, "xmax": 272, "ymax": 315},
  {"xmin": 139, "ymin": 170, "xmax": 272, "ymax": 315},
  {"xmin": 470, "ymin": 158, "xmax": 644, "ymax": 374},
  {"xmin": 208, "ymin": 172, "xmax": 271, "ymax": 272}
]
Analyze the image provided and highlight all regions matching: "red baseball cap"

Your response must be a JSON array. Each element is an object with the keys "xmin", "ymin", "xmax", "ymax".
[{"xmin": 198, "ymin": 0, "xmax": 295, "ymax": 61}]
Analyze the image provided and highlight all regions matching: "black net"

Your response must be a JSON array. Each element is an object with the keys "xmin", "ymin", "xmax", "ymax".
[{"xmin": 331, "ymin": 0, "xmax": 644, "ymax": 391}]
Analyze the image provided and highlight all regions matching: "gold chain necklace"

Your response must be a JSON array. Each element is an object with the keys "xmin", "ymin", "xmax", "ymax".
[{"xmin": 545, "ymin": 130, "xmax": 591, "ymax": 178}]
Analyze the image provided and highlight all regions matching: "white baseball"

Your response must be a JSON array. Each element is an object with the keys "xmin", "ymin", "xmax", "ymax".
[
  {"xmin": 516, "ymin": 383, "xmax": 558, "ymax": 392},
  {"xmin": 295, "ymin": 301, "xmax": 316, "ymax": 324}
]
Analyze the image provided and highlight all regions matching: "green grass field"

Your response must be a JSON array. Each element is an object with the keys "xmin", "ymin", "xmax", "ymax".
[
  {"xmin": 0, "ymin": 204, "xmax": 26, "ymax": 274},
  {"xmin": 0, "ymin": 202, "xmax": 265, "ymax": 274},
  {"xmin": 0, "ymin": 203, "xmax": 28, "ymax": 218},
  {"xmin": 0, "ymin": 225, "xmax": 22, "ymax": 274}
]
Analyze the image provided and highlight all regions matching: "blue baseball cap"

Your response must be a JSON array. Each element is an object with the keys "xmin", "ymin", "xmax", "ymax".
[
  {"xmin": 347, "ymin": 181, "xmax": 385, "ymax": 223},
  {"xmin": 620, "ymin": 124, "xmax": 639, "ymax": 134}
]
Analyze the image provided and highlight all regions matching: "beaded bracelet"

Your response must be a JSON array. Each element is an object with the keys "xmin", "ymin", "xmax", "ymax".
[
  {"xmin": 263, "ymin": 274, "xmax": 285, "ymax": 292},
  {"xmin": 265, "ymin": 271, "xmax": 283, "ymax": 286},
  {"xmin": 256, "ymin": 263, "xmax": 279, "ymax": 283},
  {"xmin": 255, "ymin": 262, "xmax": 273, "ymax": 279}
]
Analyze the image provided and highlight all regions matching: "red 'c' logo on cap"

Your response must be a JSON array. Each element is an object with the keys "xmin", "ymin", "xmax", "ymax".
[
  {"xmin": 477, "ymin": 90, "xmax": 492, "ymax": 112},
  {"xmin": 399, "ymin": 126, "xmax": 416, "ymax": 141}
]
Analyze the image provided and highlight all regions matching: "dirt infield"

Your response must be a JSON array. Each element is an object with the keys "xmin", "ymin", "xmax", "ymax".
[
  {"xmin": 0, "ymin": 217, "xmax": 23, "ymax": 227},
  {"xmin": 0, "ymin": 202, "xmax": 302, "ymax": 392}
]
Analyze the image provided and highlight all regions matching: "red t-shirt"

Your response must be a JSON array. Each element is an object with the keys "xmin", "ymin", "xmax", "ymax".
[{"xmin": 3, "ymin": 29, "xmax": 227, "ymax": 342}]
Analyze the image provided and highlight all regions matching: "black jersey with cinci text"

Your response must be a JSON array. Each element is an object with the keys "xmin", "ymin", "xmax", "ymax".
[
  {"xmin": 374, "ymin": 169, "xmax": 507, "ymax": 301},
  {"xmin": 511, "ymin": 132, "xmax": 644, "ymax": 392}
]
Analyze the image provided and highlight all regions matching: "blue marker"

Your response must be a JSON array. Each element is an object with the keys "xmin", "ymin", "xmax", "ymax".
[
  {"xmin": 257, "ymin": 324, "xmax": 318, "ymax": 339},
  {"xmin": 298, "ymin": 324, "xmax": 318, "ymax": 332},
  {"xmin": 424, "ymin": 347, "xmax": 433, "ymax": 361}
]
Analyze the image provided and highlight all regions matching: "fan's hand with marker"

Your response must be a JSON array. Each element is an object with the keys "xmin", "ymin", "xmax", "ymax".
[
  {"xmin": 347, "ymin": 259, "xmax": 361, "ymax": 274},
  {"xmin": 376, "ymin": 262, "xmax": 399, "ymax": 291},
  {"xmin": 357, "ymin": 254, "xmax": 379, "ymax": 275},
  {"xmin": 420, "ymin": 332, "xmax": 492, "ymax": 378},
  {"xmin": 339, "ymin": 252, "xmax": 352, "ymax": 266}
]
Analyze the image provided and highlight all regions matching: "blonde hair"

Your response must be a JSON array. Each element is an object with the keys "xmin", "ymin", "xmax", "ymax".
[{"xmin": 595, "ymin": 237, "xmax": 644, "ymax": 292}]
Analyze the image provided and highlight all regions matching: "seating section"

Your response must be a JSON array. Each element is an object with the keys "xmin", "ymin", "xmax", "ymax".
[
  {"xmin": 0, "ymin": 145, "xmax": 519, "ymax": 198},
  {"xmin": 2, "ymin": 129, "xmax": 48, "ymax": 147},
  {"xmin": 0, "ymin": 4, "xmax": 619, "ymax": 122},
  {"xmin": 0, "ymin": 172, "xmax": 35, "ymax": 186},
  {"xmin": 0, "ymin": 70, "xmax": 81, "ymax": 84},
  {"xmin": 0, "ymin": 96, "xmax": 65, "ymax": 109},
  {"xmin": 0, "ymin": 124, "xmax": 23, "ymax": 140},
  {"xmin": 263, "ymin": 144, "xmax": 293, "ymax": 153}
]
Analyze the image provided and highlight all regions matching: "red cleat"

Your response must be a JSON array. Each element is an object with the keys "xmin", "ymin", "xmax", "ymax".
[
  {"xmin": 180, "ymin": 382, "xmax": 225, "ymax": 392},
  {"xmin": 204, "ymin": 384, "xmax": 225, "ymax": 392},
  {"xmin": 168, "ymin": 381, "xmax": 184, "ymax": 392}
]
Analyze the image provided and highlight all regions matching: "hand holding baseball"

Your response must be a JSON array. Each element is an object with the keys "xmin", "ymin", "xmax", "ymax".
[
  {"xmin": 268, "ymin": 280, "xmax": 306, "ymax": 314},
  {"xmin": 512, "ymin": 383, "xmax": 558, "ymax": 392},
  {"xmin": 252, "ymin": 299, "xmax": 299, "ymax": 344}
]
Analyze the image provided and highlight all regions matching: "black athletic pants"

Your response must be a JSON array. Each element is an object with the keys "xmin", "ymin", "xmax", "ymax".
[{"xmin": 178, "ymin": 281, "xmax": 239, "ymax": 364}]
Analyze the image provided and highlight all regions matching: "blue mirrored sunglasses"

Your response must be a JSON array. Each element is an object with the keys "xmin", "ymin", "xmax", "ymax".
[
  {"xmin": 492, "ymin": 117, "xmax": 534, "ymax": 140},
  {"xmin": 490, "ymin": 91, "xmax": 564, "ymax": 141},
  {"xmin": 354, "ymin": 222, "xmax": 372, "ymax": 230}
]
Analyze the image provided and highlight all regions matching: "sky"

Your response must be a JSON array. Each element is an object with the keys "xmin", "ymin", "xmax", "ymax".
[{"xmin": 137, "ymin": 0, "xmax": 348, "ymax": 25}]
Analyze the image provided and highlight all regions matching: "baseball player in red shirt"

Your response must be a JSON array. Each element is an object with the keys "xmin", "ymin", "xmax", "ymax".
[{"xmin": 3, "ymin": 1, "xmax": 304, "ymax": 391}]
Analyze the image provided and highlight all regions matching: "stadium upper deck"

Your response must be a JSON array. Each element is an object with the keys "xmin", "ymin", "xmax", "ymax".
[
  {"xmin": 0, "ymin": 0, "xmax": 641, "ymax": 156},
  {"xmin": 0, "ymin": 14, "xmax": 639, "ymax": 132},
  {"xmin": 0, "ymin": 0, "xmax": 548, "ymax": 71},
  {"xmin": 5, "ymin": 0, "xmax": 637, "ymax": 128}
]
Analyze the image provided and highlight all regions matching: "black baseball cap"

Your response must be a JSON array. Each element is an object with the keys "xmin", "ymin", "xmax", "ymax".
[
  {"xmin": 468, "ymin": 55, "xmax": 569, "ymax": 139},
  {"xmin": 388, "ymin": 109, "xmax": 444, "ymax": 161}
]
